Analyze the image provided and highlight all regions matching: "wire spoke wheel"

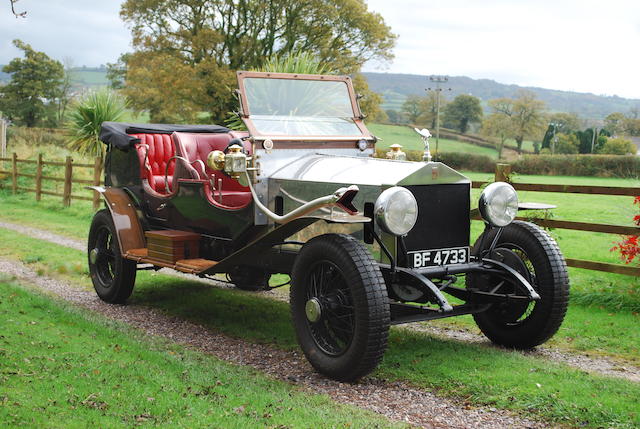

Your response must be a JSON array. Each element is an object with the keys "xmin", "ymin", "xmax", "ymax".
[
  {"xmin": 88, "ymin": 210, "xmax": 136, "ymax": 304},
  {"xmin": 467, "ymin": 221, "xmax": 569, "ymax": 349},
  {"xmin": 291, "ymin": 234, "xmax": 390, "ymax": 381},
  {"xmin": 305, "ymin": 260, "xmax": 355, "ymax": 356}
]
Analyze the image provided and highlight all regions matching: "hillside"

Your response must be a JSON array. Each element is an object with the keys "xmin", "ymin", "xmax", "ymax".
[{"xmin": 363, "ymin": 72, "xmax": 640, "ymax": 121}]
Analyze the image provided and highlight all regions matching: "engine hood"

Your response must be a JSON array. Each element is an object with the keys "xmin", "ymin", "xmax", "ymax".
[{"xmin": 268, "ymin": 153, "xmax": 469, "ymax": 186}]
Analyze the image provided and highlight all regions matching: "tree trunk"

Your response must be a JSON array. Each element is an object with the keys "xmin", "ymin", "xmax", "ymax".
[{"xmin": 515, "ymin": 136, "xmax": 524, "ymax": 153}]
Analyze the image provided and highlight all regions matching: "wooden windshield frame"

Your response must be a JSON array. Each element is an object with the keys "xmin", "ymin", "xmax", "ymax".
[{"xmin": 236, "ymin": 71, "xmax": 374, "ymax": 143}]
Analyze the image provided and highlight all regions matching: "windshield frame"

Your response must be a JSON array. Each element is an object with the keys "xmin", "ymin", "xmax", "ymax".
[{"xmin": 236, "ymin": 71, "xmax": 373, "ymax": 143}]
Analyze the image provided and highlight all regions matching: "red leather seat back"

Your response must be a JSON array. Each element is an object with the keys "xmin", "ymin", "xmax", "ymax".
[
  {"xmin": 131, "ymin": 133, "xmax": 176, "ymax": 194},
  {"xmin": 173, "ymin": 132, "xmax": 252, "ymax": 209}
]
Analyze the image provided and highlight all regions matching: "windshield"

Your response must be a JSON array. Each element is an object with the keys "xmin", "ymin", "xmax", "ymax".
[{"xmin": 243, "ymin": 77, "xmax": 363, "ymax": 136}]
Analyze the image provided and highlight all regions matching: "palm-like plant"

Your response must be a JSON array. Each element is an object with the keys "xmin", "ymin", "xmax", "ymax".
[
  {"xmin": 67, "ymin": 89, "xmax": 127, "ymax": 157},
  {"xmin": 225, "ymin": 52, "xmax": 335, "ymax": 130}
]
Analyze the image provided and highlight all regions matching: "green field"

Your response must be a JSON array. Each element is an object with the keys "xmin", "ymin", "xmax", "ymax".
[{"xmin": 368, "ymin": 123, "xmax": 499, "ymax": 158}]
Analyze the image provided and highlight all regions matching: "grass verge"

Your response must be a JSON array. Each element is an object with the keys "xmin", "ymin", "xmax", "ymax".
[{"xmin": 0, "ymin": 280, "xmax": 400, "ymax": 428}]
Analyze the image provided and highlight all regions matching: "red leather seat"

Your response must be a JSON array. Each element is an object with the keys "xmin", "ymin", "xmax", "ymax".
[
  {"xmin": 132, "ymin": 133, "xmax": 177, "ymax": 195},
  {"xmin": 173, "ymin": 132, "xmax": 253, "ymax": 209}
]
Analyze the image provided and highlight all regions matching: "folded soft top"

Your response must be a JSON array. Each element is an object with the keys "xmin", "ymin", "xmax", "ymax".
[{"xmin": 99, "ymin": 122, "xmax": 230, "ymax": 151}]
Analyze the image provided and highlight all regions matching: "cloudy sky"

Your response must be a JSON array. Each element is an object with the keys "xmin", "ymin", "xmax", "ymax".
[{"xmin": 2, "ymin": 0, "xmax": 639, "ymax": 98}]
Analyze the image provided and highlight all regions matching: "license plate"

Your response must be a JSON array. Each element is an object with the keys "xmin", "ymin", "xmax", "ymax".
[{"xmin": 408, "ymin": 247, "xmax": 470, "ymax": 268}]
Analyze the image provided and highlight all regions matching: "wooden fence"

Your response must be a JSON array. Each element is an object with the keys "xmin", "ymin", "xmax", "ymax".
[
  {"xmin": 0, "ymin": 154, "xmax": 638, "ymax": 276},
  {"xmin": 0, "ymin": 153, "xmax": 103, "ymax": 210},
  {"xmin": 472, "ymin": 163, "xmax": 640, "ymax": 277}
]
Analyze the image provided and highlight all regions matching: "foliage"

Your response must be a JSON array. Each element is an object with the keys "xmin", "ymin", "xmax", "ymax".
[
  {"xmin": 442, "ymin": 94, "xmax": 482, "ymax": 133},
  {"xmin": 118, "ymin": 0, "xmax": 396, "ymax": 123},
  {"xmin": 488, "ymin": 90, "xmax": 546, "ymax": 152},
  {"xmin": 552, "ymin": 132, "xmax": 579, "ymax": 154},
  {"xmin": 385, "ymin": 109, "xmax": 406, "ymax": 124},
  {"xmin": 598, "ymin": 137, "xmax": 637, "ymax": 155},
  {"xmin": 513, "ymin": 154, "xmax": 640, "ymax": 178},
  {"xmin": 66, "ymin": 89, "xmax": 127, "ymax": 157},
  {"xmin": 400, "ymin": 94, "xmax": 423, "ymax": 124},
  {"xmin": 481, "ymin": 113, "xmax": 512, "ymax": 158},
  {"xmin": 604, "ymin": 112, "xmax": 627, "ymax": 135},
  {"xmin": 548, "ymin": 112, "xmax": 581, "ymax": 132},
  {"xmin": 0, "ymin": 40, "xmax": 64, "ymax": 127},
  {"xmin": 611, "ymin": 197, "xmax": 640, "ymax": 265}
]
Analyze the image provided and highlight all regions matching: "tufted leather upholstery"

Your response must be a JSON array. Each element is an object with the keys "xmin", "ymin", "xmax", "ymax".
[
  {"xmin": 173, "ymin": 132, "xmax": 253, "ymax": 209},
  {"xmin": 132, "ymin": 133, "xmax": 177, "ymax": 195}
]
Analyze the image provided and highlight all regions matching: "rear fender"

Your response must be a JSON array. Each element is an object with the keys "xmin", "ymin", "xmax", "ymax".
[{"xmin": 90, "ymin": 186, "xmax": 145, "ymax": 256}]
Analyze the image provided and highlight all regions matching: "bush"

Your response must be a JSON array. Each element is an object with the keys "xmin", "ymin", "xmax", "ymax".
[
  {"xmin": 553, "ymin": 133, "xmax": 579, "ymax": 154},
  {"xmin": 513, "ymin": 154, "xmax": 640, "ymax": 178},
  {"xmin": 597, "ymin": 137, "xmax": 637, "ymax": 155},
  {"xmin": 374, "ymin": 149, "xmax": 495, "ymax": 173}
]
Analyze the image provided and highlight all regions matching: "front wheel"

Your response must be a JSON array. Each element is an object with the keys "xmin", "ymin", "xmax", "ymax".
[
  {"xmin": 88, "ymin": 209, "xmax": 136, "ymax": 303},
  {"xmin": 467, "ymin": 221, "xmax": 569, "ymax": 349},
  {"xmin": 290, "ymin": 234, "xmax": 390, "ymax": 381}
]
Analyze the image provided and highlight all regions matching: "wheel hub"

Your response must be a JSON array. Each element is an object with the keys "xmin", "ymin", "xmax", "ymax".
[
  {"xmin": 305, "ymin": 298, "xmax": 322, "ymax": 323},
  {"xmin": 89, "ymin": 248, "xmax": 100, "ymax": 265}
]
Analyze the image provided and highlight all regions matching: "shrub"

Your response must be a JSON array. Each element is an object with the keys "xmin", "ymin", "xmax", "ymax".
[
  {"xmin": 66, "ymin": 89, "xmax": 127, "ymax": 157},
  {"xmin": 597, "ymin": 137, "xmax": 637, "ymax": 155},
  {"xmin": 611, "ymin": 196, "xmax": 640, "ymax": 264},
  {"xmin": 374, "ymin": 149, "xmax": 495, "ymax": 173},
  {"xmin": 553, "ymin": 133, "xmax": 579, "ymax": 154},
  {"xmin": 512, "ymin": 154, "xmax": 640, "ymax": 178}
]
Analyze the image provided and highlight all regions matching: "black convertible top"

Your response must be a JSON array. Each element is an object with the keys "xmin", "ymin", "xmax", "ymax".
[{"xmin": 99, "ymin": 122, "xmax": 230, "ymax": 150}]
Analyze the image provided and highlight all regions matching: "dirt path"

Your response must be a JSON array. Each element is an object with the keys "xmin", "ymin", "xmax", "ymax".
[
  {"xmin": 2, "ymin": 219, "xmax": 639, "ymax": 384},
  {"xmin": 0, "ymin": 258, "xmax": 545, "ymax": 429}
]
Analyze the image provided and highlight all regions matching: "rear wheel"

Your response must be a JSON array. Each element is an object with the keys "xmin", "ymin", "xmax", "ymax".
[
  {"xmin": 467, "ymin": 221, "xmax": 569, "ymax": 349},
  {"xmin": 290, "ymin": 234, "xmax": 390, "ymax": 381},
  {"xmin": 88, "ymin": 210, "xmax": 136, "ymax": 303}
]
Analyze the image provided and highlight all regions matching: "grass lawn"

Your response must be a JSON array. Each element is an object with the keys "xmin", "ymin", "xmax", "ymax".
[
  {"xmin": 367, "ymin": 123, "xmax": 499, "ymax": 159},
  {"xmin": 1, "ymin": 224, "xmax": 639, "ymax": 428},
  {"xmin": 0, "ymin": 281, "xmax": 400, "ymax": 428}
]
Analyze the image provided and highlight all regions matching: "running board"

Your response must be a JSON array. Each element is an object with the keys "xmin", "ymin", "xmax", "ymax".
[{"xmin": 125, "ymin": 248, "xmax": 217, "ymax": 274}]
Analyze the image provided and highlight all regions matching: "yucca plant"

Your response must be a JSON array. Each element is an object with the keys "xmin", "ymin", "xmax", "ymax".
[
  {"xmin": 225, "ymin": 52, "xmax": 335, "ymax": 130},
  {"xmin": 66, "ymin": 89, "xmax": 127, "ymax": 158}
]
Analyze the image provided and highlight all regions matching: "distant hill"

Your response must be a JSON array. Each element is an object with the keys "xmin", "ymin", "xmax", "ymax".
[
  {"xmin": 363, "ymin": 72, "xmax": 640, "ymax": 121},
  {"xmin": 0, "ymin": 66, "xmax": 109, "ymax": 89}
]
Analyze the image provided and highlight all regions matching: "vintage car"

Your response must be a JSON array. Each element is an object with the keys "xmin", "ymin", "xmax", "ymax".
[{"xmin": 89, "ymin": 71, "xmax": 569, "ymax": 381}]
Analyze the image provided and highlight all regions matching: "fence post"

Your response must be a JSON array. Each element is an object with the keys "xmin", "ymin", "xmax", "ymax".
[
  {"xmin": 62, "ymin": 156, "xmax": 73, "ymax": 207},
  {"xmin": 11, "ymin": 152, "xmax": 17, "ymax": 194},
  {"xmin": 92, "ymin": 156, "xmax": 102, "ymax": 210},
  {"xmin": 35, "ymin": 153, "xmax": 43, "ymax": 202},
  {"xmin": 0, "ymin": 118, "xmax": 6, "ymax": 162},
  {"xmin": 495, "ymin": 163, "xmax": 512, "ymax": 183}
]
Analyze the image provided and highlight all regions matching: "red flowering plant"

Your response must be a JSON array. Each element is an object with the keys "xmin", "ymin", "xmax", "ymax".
[{"xmin": 611, "ymin": 196, "xmax": 640, "ymax": 264}]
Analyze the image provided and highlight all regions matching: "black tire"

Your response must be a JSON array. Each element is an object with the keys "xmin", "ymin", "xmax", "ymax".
[
  {"xmin": 228, "ymin": 267, "xmax": 271, "ymax": 291},
  {"xmin": 290, "ymin": 234, "xmax": 390, "ymax": 381},
  {"xmin": 468, "ymin": 221, "xmax": 569, "ymax": 349},
  {"xmin": 88, "ymin": 209, "xmax": 136, "ymax": 303}
]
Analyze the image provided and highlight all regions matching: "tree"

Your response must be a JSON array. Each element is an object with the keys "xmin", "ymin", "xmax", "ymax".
[
  {"xmin": 489, "ymin": 90, "xmax": 546, "ymax": 153},
  {"xmin": 442, "ymin": 94, "xmax": 482, "ymax": 133},
  {"xmin": 548, "ymin": 112, "xmax": 581, "ymax": 133},
  {"xmin": 417, "ymin": 91, "xmax": 446, "ymax": 130},
  {"xmin": 0, "ymin": 40, "xmax": 64, "ymax": 127},
  {"xmin": 8, "ymin": 0, "xmax": 26, "ymax": 18},
  {"xmin": 604, "ymin": 112, "xmax": 626, "ymax": 135},
  {"xmin": 401, "ymin": 95, "xmax": 424, "ymax": 124},
  {"xmin": 481, "ymin": 113, "xmax": 513, "ymax": 158},
  {"xmin": 118, "ymin": 0, "xmax": 396, "ymax": 123},
  {"xmin": 66, "ymin": 89, "xmax": 127, "ymax": 158}
]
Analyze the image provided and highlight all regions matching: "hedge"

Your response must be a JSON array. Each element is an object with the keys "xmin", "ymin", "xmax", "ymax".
[
  {"xmin": 374, "ymin": 149, "xmax": 496, "ymax": 173},
  {"xmin": 512, "ymin": 155, "xmax": 639, "ymax": 178}
]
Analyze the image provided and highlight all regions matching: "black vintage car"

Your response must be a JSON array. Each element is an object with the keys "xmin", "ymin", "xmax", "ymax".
[{"xmin": 88, "ymin": 71, "xmax": 569, "ymax": 381}]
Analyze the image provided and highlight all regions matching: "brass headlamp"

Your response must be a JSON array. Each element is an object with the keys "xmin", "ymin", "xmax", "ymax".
[{"xmin": 206, "ymin": 144, "xmax": 247, "ymax": 180}]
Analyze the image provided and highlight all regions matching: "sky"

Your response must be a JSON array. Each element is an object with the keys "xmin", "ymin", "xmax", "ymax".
[{"xmin": 1, "ymin": 0, "xmax": 639, "ymax": 99}]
